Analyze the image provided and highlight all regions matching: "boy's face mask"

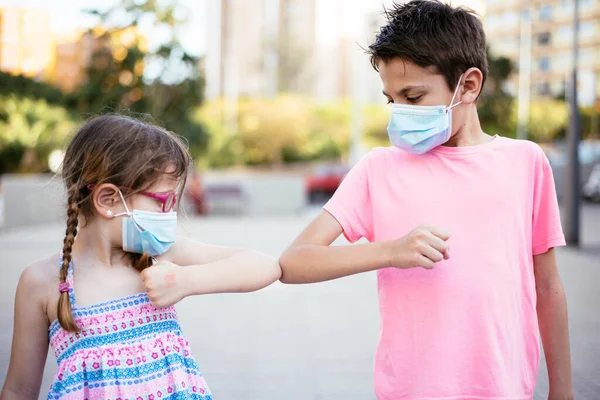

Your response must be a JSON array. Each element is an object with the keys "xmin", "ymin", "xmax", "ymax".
[
  {"xmin": 387, "ymin": 74, "xmax": 464, "ymax": 154},
  {"xmin": 114, "ymin": 190, "xmax": 177, "ymax": 256}
]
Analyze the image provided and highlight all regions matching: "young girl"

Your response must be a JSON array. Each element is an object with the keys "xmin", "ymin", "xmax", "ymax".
[{"xmin": 1, "ymin": 115, "xmax": 281, "ymax": 400}]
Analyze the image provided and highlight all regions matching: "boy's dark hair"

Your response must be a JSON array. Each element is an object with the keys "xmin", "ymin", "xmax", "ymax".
[{"xmin": 368, "ymin": 0, "xmax": 488, "ymax": 92}]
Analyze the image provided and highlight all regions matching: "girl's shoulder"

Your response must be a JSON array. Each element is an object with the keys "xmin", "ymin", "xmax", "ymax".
[
  {"xmin": 19, "ymin": 253, "xmax": 61, "ymax": 321},
  {"xmin": 21, "ymin": 252, "xmax": 61, "ymax": 282}
]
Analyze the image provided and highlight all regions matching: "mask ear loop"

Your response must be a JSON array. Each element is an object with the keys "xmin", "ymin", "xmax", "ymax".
[
  {"xmin": 447, "ymin": 73, "xmax": 465, "ymax": 112},
  {"xmin": 114, "ymin": 190, "xmax": 149, "ymax": 232},
  {"xmin": 113, "ymin": 190, "xmax": 133, "ymax": 218}
]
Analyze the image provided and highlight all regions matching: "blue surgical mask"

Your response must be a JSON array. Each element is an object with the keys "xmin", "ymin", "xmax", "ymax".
[
  {"xmin": 114, "ymin": 191, "xmax": 177, "ymax": 256},
  {"xmin": 387, "ymin": 74, "xmax": 463, "ymax": 154}
]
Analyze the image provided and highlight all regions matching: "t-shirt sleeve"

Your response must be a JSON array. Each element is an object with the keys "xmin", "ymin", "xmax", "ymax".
[
  {"xmin": 532, "ymin": 148, "xmax": 566, "ymax": 255},
  {"xmin": 323, "ymin": 150, "xmax": 376, "ymax": 243}
]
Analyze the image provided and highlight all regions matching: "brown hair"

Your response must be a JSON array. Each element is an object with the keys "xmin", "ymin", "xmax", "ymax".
[
  {"xmin": 58, "ymin": 114, "xmax": 191, "ymax": 331},
  {"xmin": 368, "ymin": 0, "xmax": 488, "ymax": 92}
]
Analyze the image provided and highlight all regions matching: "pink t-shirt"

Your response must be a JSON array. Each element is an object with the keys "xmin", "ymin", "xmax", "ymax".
[{"xmin": 324, "ymin": 136, "xmax": 565, "ymax": 400}]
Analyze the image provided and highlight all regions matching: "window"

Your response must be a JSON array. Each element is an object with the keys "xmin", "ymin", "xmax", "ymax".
[
  {"xmin": 554, "ymin": 51, "xmax": 571, "ymax": 71},
  {"xmin": 581, "ymin": 0, "xmax": 596, "ymax": 11},
  {"xmin": 580, "ymin": 49, "xmax": 594, "ymax": 66},
  {"xmin": 551, "ymin": 80, "xmax": 566, "ymax": 96},
  {"xmin": 538, "ymin": 32, "xmax": 551, "ymax": 46},
  {"xmin": 580, "ymin": 22, "xmax": 595, "ymax": 38},
  {"xmin": 556, "ymin": 25, "xmax": 572, "ymax": 43},
  {"xmin": 538, "ymin": 57, "xmax": 551, "ymax": 72},
  {"xmin": 535, "ymin": 81, "xmax": 551, "ymax": 95},
  {"xmin": 539, "ymin": 4, "xmax": 552, "ymax": 21},
  {"xmin": 502, "ymin": 11, "xmax": 519, "ymax": 27},
  {"xmin": 486, "ymin": 14, "xmax": 500, "ymax": 30},
  {"xmin": 558, "ymin": 0, "xmax": 573, "ymax": 12},
  {"xmin": 493, "ymin": 39, "xmax": 519, "ymax": 57}
]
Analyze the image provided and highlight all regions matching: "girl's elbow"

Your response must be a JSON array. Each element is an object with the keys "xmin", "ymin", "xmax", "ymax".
[
  {"xmin": 250, "ymin": 256, "xmax": 281, "ymax": 290},
  {"xmin": 269, "ymin": 259, "xmax": 282, "ymax": 282}
]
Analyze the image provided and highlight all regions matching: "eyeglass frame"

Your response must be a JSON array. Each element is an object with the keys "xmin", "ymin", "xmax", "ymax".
[{"xmin": 86, "ymin": 184, "xmax": 177, "ymax": 213}]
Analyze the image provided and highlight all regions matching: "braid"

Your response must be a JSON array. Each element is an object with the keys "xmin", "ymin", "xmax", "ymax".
[
  {"xmin": 131, "ymin": 252, "xmax": 153, "ymax": 272},
  {"xmin": 57, "ymin": 200, "xmax": 80, "ymax": 332}
]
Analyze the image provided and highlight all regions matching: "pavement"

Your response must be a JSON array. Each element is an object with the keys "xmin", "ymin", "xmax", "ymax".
[{"xmin": 0, "ymin": 204, "xmax": 599, "ymax": 399}]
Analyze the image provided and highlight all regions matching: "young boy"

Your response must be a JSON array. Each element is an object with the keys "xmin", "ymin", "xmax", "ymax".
[{"xmin": 279, "ymin": 1, "xmax": 573, "ymax": 399}]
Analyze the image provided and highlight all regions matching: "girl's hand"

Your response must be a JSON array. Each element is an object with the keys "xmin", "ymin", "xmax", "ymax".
[{"xmin": 142, "ymin": 260, "xmax": 188, "ymax": 308}]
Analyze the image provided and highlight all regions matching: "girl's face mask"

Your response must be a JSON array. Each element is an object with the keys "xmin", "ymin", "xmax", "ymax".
[{"xmin": 114, "ymin": 190, "xmax": 177, "ymax": 256}]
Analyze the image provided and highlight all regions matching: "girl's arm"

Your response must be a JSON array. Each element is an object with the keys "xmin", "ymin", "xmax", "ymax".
[
  {"xmin": 1, "ymin": 263, "xmax": 51, "ymax": 400},
  {"xmin": 144, "ymin": 236, "xmax": 281, "ymax": 307}
]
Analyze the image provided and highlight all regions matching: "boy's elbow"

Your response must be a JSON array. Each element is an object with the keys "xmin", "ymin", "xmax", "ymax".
[{"xmin": 278, "ymin": 248, "xmax": 299, "ymax": 284}]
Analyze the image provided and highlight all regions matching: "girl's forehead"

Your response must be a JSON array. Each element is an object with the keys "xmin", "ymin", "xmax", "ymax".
[{"xmin": 148, "ymin": 174, "xmax": 181, "ymax": 190}]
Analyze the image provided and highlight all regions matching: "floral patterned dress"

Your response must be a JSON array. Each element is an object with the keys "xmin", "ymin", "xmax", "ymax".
[{"xmin": 47, "ymin": 258, "xmax": 212, "ymax": 400}]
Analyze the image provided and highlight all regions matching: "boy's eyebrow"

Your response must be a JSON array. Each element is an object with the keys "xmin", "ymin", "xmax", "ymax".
[{"xmin": 382, "ymin": 85, "xmax": 427, "ymax": 97}]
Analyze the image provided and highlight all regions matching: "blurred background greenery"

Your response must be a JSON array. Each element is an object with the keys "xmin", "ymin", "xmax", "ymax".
[{"xmin": 1, "ymin": 0, "xmax": 599, "ymax": 174}]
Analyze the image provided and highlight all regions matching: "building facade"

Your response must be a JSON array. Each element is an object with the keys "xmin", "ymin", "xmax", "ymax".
[
  {"xmin": 484, "ymin": 0, "xmax": 600, "ymax": 105},
  {"xmin": 0, "ymin": 7, "xmax": 53, "ymax": 80}
]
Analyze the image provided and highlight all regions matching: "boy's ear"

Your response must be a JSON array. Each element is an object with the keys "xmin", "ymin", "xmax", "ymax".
[{"xmin": 460, "ymin": 67, "xmax": 484, "ymax": 105}]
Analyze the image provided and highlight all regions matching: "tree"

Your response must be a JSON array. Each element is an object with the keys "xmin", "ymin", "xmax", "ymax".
[
  {"xmin": 0, "ymin": 71, "xmax": 75, "ymax": 107},
  {"xmin": 78, "ymin": 0, "xmax": 208, "ymax": 156},
  {"xmin": 0, "ymin": 95, "xmax": 76, "ymax": 173},
  {"xmin": 478, "ymin": 48, "xmax": 515, "ymax": 137}
]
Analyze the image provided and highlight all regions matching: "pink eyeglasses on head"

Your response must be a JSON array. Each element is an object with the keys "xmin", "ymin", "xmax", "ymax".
[{"xmin": 87, "ymin": 184, "xmax": 177, "ymax": 213}]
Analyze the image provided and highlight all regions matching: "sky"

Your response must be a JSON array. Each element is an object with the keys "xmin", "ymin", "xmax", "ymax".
[
  {"xmin": 0, "ymin": 0, "xmax": 207, "ymax": 57},
  {"xmin": 0, "ymin": 0, "xmax": 486, "ymax": 54}
]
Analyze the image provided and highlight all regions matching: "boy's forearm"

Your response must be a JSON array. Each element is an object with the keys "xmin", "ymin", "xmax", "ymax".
[
  {"xmin": 181, "ymin": 251, "xmax": 281, "ymax": 295},
  {"xmin": 537, "ymin": 282, "xmax": 573, "ymax": 398},
  {"xmin": 279, "ymin": 241, "xmax": 390, "ymax": 284}
]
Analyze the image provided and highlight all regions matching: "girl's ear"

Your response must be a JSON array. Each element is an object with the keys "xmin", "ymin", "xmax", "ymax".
[{"xmin": 91, "ymin": 184, "xmax": 121, "ymax": 219}]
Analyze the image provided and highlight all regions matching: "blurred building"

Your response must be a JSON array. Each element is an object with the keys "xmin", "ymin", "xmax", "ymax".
[
  {"xmin": 205, "ymin": 0, "xmax": 386, "ymax": 102},
  {"xmin": 0, "ymin": 7, "xmax": 53, "ymax": 80},
  {"xmin": 205, "ymin": 0, "xmax": 487, "ymax": 103},
  {"xmin": 48, "ymin": 31, "xmax": 101, "ymax": 92},
  {"xmin": 484, "ymin": 0, "xmax": 600, "ymax": 106},
  {"xmin": 48, "ymin": 26, "xmax": 143, "ymax": 93},
  {"xmin": 205, "ymin": 0, "xmax": 317, "ymax": 100}
]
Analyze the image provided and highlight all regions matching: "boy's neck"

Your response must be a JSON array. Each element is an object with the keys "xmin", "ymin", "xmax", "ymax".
[{"xmin": 444, "ymin": 106, "xmax": 490, "ymax": 148}]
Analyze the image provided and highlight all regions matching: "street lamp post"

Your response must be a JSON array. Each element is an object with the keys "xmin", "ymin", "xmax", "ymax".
[
  {"xmin": 517, "ymin": 10, "xmax": 532, "ymax": 141},
  {"xmin": 564, "ymin": 0, "xmax": 581, "ymax": 245}
]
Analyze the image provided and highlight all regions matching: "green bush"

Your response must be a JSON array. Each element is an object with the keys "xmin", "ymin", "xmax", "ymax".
[
  {"xmin": 195, "ymin": 93, "xmax": 577, "ymax": 169},
  {"xmin": 0, "ymin": 142, "xmax": 26, "ymax": 175},
  {"xmin": 0, "ymin": 72, "xmax": 74, "ymax": 107},
  {"xmin": 519, "ymin": 99, "xmax": 569, "ymax": 142},
  {"xmin": 193, "ymin": 98, "xmax": 241, "ymax": 168},
  {"xmin": 479, "ymin": 94, "xmax": 515, "ymax": 138},
  {"xmin": 195, "ymin": 95, "xmax": 352, "ymax": 168},
  {"xmin": 0, "ymin": 95, "xmax": 76, "ymax": 174},
  {"xmin": 581, "ymin": 106, "xmax": 600, "ymax": 139},
  {"xmin": 363, "ymin": 104, "xmax": 389, "ymax": 148}
]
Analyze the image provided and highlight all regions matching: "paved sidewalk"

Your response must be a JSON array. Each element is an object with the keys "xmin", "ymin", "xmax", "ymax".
[{"xmin": 0, "ymin": 205, "xmax": 599, "ymax": 399}]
